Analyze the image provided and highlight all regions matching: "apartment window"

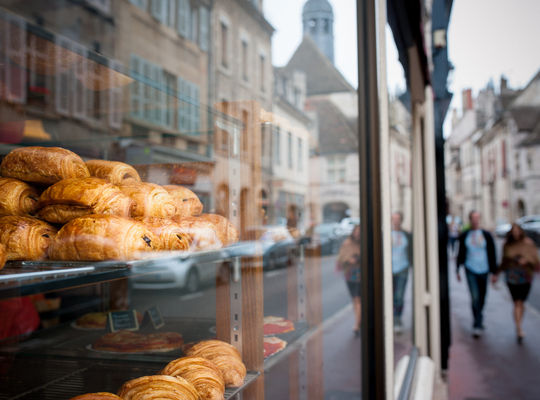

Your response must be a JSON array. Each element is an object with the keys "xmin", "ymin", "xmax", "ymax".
[
  {"xmin": 288, "ymin": 132, "xmax": 293, "ymax": 168},
  {"xmin": 166, "ymin": 0, "xmax": 176, "ymax": 27},
  {"xmin": 327, "ymin": 155, "xmax": 346, "ymax": 183},
  {"xmin": 178, "ymin": 77, "xmax": 200, "ymax": 134},
  {"xmin": 309, "ymin": 19, "xmax": 316, "ymax": 33},
  {"xmin": 242, "ymin": 110, "xmax": 249, "ymax": 153},
  {"xmin": 129, "ymin": 0, "xmax": 148, "ymax": 10},
  {"xmin": 294, "ymin": 88, "xmax": 301, "ymax": 108},
  {"xmin": 130, "ymin": 54, "xmax": 166, "ymax": 126},
  {"xmin": 242, "ymin": 40, "xmax": 248, "ymax": 81},
  {"xmin": 164, "ymin": 71, "xmax": 176, "ymax": 129},
  {"xmin": 515, "ymin": 153, "xmax": 520, "ymax": 174},
  {"xmin": 274, "ymin": 126, "xmax": 281, "ymax": 165},
  {"xmin": 298, "ymin": 138, "xmax": 303, "ymax": 171},
  {"xmin": 177, "ymin": 0, "xmax": 190, "ymax": 37},
  {"xmin": 221, "ymin": 22, "xmax": 229, "ymax": 68},
  {"xmin": 260, "ymin": 54, "xmax": 265, "ymax": 92},
  {"xmin": 528, "ymin": 152, "xmax": 533, "ymax": 170}
]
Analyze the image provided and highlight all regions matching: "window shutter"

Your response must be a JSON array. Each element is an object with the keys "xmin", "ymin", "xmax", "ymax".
[
  {"xmin": 167, "ymin": 0, "xmax": 176, "ymax": 27},
  {"xmin": 129, "ymin": 54, "xmax": 144, "ymax": 119},
  {"xmin": 5, "ymin": 14, "xmax": 27, "ymax": 104},
  {"xmin": 72, "ymin": 43, "xmax": 88, "ymax": 120},
  {"xmin": 109, "ymin": 60, "xmax": 123, "ymax": 129},
  {"xmin": 178, "ymin": 77, "xmax": 188, "ymax": 132},
  {"xmin": 151, "ymin": 64, "xmax": 165, "ymax": 126},
  {"xmin": 55, "ymin": 36, "xmax": 72, "ymax": 116},
  {"xmin": 199, "ymin": 7, "xmax": 209, "ymax": 52},
  {"xmin": 192, "ymin": 84, "xmax": 200, "ymax": 134},
  {"xmin": 177, "ymin": 0, "xmax": 190, "ymax": 38},
  {"xmin": 151, "ymin": 0, "xmax": 166, "ymax": 23}
]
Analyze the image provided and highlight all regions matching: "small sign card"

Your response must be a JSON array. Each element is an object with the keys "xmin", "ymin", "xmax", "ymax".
[
  {"xmin": 108, "ymin": 310, "xmax": 140, "ymax": 332},
  {"xmin": 147, "ymin": 306, "xmax": 165, "ymax": 329}
]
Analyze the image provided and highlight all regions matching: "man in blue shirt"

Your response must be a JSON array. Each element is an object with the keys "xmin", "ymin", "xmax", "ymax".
[
  {"xmin": 456, "ymin": 210, "xmax": 497, "ymax": 337},
  {"xmin": 392, "ymin": 212, "xmax": 413, "ymax": 333}
]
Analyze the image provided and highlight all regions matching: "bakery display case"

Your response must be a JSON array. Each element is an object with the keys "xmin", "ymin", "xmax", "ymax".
[{"xmin": 0, "ymin": 3, "xmax": 330, "ymax": 399}]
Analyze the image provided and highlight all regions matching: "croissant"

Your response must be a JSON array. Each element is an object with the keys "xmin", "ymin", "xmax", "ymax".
[
  {"xmin": 0, "ymin": 146, "xmax": 89, "ymax": 185},
  {"xmin": 161, "ymin": 357, "xmax": 225, "ymax": 400},
  {"xmin": 134, "ymin": 217, "xmax": 192, "ymax": 251},
  {"xmin": 198, "ymin": 214, "xmax": 239, "ymax": 246},
  {"xmin": 210, "ymin": 355, "xmax": 247, "ymax": 387},
  {"xmin": 48, "ymin": 215, "xmax": 162, "ymax": 261},
  {"xmin": 0, "ymin": 216, "xmax": 58, "ymax": 261},
  {"xmin": 0, "ymin": 243, "xmax": 6, "ymax": 270},
  {"xmin": 118, "ymin": 182, "xmax": 176, "ymax": 218},
  {"xmin": 69, "ymin": 394, "xmax": 122, "ymax": 400},
  {"xmin": 37, "ymin": 177, "xmax": 135, "ymax": 224},
  {"xmin": 163, "ymin": 185, "xmax": 203, "ymax": 217},
  {"xmin": 185, "ymin": 340, "xmax": 242, "ymax": 361},
  {"xmin": 117, "ymin": 375, "xmax": 200, "ymax": 400},
  {"xmin": 86, "ymin": 160, "xmax": 141, "ymax": 184},
  {"xmin": 0, "ymin": 178, "xmax": 41, "ymax": 217},
  {"xmin": 171, "ymin": 216, "xmax": 224, "ymax": 251}
]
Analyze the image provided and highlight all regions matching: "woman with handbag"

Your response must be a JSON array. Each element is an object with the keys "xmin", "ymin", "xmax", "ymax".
[{"xmin": 492, "ymin": 223, "xmax": 540, "ymax": 342}]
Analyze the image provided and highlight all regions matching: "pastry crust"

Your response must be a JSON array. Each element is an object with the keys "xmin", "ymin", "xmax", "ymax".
[
  {"xmin": 86, "ymin": 160, "xmax": 141, "ymax": 184},
  {"xmin": 163, "ymin": 185, "xmax": 203, "ymax": 217},
  {"xmin": 37, "ymin": 177, "xmax": 135, "ymax": 224},
  {"xmin": 209, "ymin": 355, "xmax": 247, "ymax": 387},
  {"xmin": 161, "ymin": 357, "xmax": 225, "ymax": 400},
  {"xmin": 118, "ymin": 182, "xmax": 176, "ymax": 218},
  {"xmin": 117, "ymin": 375, "xmax": 200, "ymax": 400},
  {"xmin": 171, "ymin": 216, "xmax": 224, "ymax": 251},
  {"xmin": 49, "ymin": 215, "xmax": 162, "ymax": 261},
  {"xmin": 0, "ymin": 178, "xmax": 41, "ymax": 218},
  {"xmin": 0, "ymin": 216, "xmax": 57, "ymax": 261},
  {"xmin": 0, "ymin": 243, "xmax": 6, "ymax": 270},
  {"xmin": 70, "ymin": 393, "xmax": 122, "ymax": 400},
  {"xmin": 198, "ymin": 214, "xmax": 239, "ymax": 246},
  {"xmin": 185, "ymin": 340, "xmax": 242, "ymax": 361},
  {"xmin": 93, "ymin": 330, "xmax": 184, "ymax": 353},
  {"xmin": 134, "ymin": 217, "xmax": 192, "ymax": 252},
  {"xmin": 0, "ymin": 146, "xmax": 89, "ymax": 185}
]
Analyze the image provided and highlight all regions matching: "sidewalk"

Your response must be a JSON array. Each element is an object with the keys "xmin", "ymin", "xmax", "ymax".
[{"xmin": 448, "ymin": 255, "xmax": 540, "ymax": 400}]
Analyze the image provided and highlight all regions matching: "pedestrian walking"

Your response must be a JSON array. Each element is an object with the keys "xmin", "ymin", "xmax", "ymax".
[
  {"xmin": 492, "ymin": 223, "xmax": 540, "ymax": 342},
  {"xmin": 456, "ymin": 210, "xmax": 497, "ymax": 337},
  {"xmin": 336, "ymin": 224, "xmax": 361, "ymax": 336},
  {"xmin": 391, "ymin": 212, "xmax": 412, "ymax": 333}
]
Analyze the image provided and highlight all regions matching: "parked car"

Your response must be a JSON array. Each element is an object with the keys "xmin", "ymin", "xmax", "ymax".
[
  {"xmin": 495, "ymin": 215, "xmax": 540, "ymax": 238},
  {"xmin": 246, "ymin": 226, "xmax": 298, "ymax": 270},
  {"xmin": 305, "ymin": 223, "xmax": 348, "ymax": 255},
  {"xmin": 339, "ymin": 217, "xmax": 360, "ymax": 235}
]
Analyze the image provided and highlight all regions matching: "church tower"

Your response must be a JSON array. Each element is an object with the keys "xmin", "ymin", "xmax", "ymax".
[{"xmin": 302, "ymin": 0, "xmax": 335, "ymax": 64}]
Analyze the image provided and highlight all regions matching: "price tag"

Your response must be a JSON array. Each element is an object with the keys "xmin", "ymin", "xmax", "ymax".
[
  {"xmin": 147, "ymin": 306, "xmax": 165, "ymax": 329},
  {"xmin": 108, "ymin": 310, "xmax": 140, "ymax": 332}
]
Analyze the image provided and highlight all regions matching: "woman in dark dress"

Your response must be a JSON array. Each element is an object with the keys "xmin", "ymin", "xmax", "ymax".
[
  {"xmin": 492, "ymin": 223, "xmax": 540, "ymax": 342},
  {"xmin": 336, "ymin": 225, "xmax": 361, "ymax": 336}
]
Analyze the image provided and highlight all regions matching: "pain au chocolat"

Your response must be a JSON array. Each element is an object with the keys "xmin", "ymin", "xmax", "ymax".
[
  {"xmin": 171, "ymin": 216, "xmax": 225, "ymax": 251},
  {"xmin": 0, "ymin": 146, "xmax": 89, "ymax": 185},
  {"xmin": 37, "ymin": 177, "xmax": 134, "ymax": 224},
  {"xmin": 0, "ymin": 216, "xmax": 57, "ymax": 261},
  {"xmin": 163, "ymin": 185, "xmax": 203, "ymax": 217},
  {"xmin": 198, "ymin": 214, "xmax": 239, "ymax": 246},
  {"xmin": 161, "ymin": 357, "xmax": 225, "ymax": 400},
  {"xmin": 0, "ymin": 178, "xmax": 41, "ymax": 218},
  {"xmin": 117, "ymin": 375, "xmax": 200, "ymax": 400},
  {"xmin": 0, "ymin": 243, "xmax": 7, "ymax": 270},
  {"xmin": 49, "ymin": 215, "xmax": 162, "ymax": 261},
  {"xmin": 134, "ymin": 217, "xmax": 192, "ymax": 251},
  {"xmin": 117, "ymin": 181, "xmax": 176, "ymax": 218},
  {"xmin": 69, "ymin": 394, "xmax": 122, "ymax": 400},
  {"xmin": 85, "ymin": 160, "xmax": 141, "ymax": 185},
  {"xmin": 185, "ymin": 340, "xmax": 245, "ymax": 387}
]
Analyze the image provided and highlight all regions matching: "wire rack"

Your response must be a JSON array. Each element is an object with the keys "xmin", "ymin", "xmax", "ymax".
[{"xmin": 1, "ymin": 357, "xmax": 259, "ymax": 400}]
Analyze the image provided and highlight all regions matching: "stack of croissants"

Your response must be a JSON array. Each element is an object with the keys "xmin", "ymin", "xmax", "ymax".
[
  {"xmin": 69, "ymin": 340, "xmax": 247, "ymax": 400},
  {"xmin": 0, "ymin": 146, "xmax": 239, "ymax": 269}
]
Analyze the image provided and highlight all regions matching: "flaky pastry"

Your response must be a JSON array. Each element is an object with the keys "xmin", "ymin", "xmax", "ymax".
[
  {"xmin": 198, "ymin": 214, "xmax": 239, "ymax": 246},
  {"xmin": 185, "ymin": 340, "xmax": 242, "ymax": 361},
  {"xmin": 163, "ymin": 185, "xmax": 203, "ymax": 217},
  {"xmin": 171, "ymin": 216, "xmax": 224, "ymax": 251},
  {"xmin": 134, "ymin": 217, "xmax": 192, "ymax": 251},
  {"xmin": 49, "ymin": 215, "xmax": 162, "ymax": 261},
  {"xmin": 86, "ymin": 160, "xmax": 141, "ymax": 184},
  {"xmin": 0, "ymin": 243, "xmax": 6, "ymax": 270},
  {"xmin": 69, "ymin": 393, "xmax": 122, "ymax": 400},
  {"xmin": 37, "ymin": 177, "xmax": 134, "ymax": 224},
  {"xmin": 0, "ymin": 178, "xmax": 41, "ymax": 218},
  {"xmin": 117, "ymin": 375, "xmax": 200, "ymax": 400},
  {"xmin": 0, "ymin": 146, "xmax": 89, "ymax": 185},
  {"xmin": 209, "ymin": 355, "xmax": 247, "ymax": 387},
  {"xmin": 161, "ymin": 357, "xmax": 225, "ymax": 400},
  {"xmin": 0, "ymin": 216, "xmax": 57, "ymax": 261},
  {"xmin": 118, "ymin": 181, "xmax": 176, "ymax": 218}
]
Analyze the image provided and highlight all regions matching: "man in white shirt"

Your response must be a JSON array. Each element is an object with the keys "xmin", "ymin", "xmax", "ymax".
[{"xmin": 456, "ymin": 211, "xmax": 497, "ymax": 337}]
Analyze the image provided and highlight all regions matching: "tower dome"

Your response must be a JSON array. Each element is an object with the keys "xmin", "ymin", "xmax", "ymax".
[{"xmin": 302, "ymin": 0, "xmax": 334, "ymax": 64}]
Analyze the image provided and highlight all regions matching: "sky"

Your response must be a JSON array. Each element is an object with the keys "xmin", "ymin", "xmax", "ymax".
[{"xmin": 264, "ymin": 0, "xmax": 540, "ymax": 138}]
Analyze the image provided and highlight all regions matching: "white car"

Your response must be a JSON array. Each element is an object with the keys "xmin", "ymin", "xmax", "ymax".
[
  {"xmin": 495, "ymin": 215, "xmax": 540, "ymax": 238},
  {"xmin": 339, "ymin": 217, "xmax": 360, "ymax": 235}
]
